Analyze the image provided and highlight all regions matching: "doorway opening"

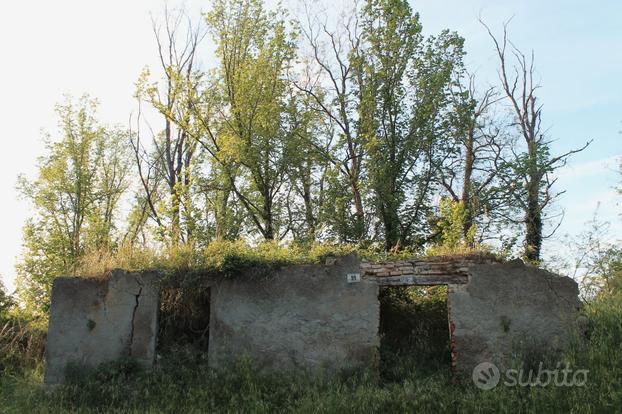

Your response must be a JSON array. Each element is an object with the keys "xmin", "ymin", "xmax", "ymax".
[
  {"xmin": 158, "ymin": 286, "xmax": 211, "ymax": 354},
  {"xmin": 378, "ymin": 285, "xmax": 451, "ymax": 381}
]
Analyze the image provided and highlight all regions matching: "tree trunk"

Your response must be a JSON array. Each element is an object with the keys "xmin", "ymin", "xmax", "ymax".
[
  {"xmin": 170, "ymin": 186, "xmax": 181, "ymax": 245},
  {"xmin": 380, "ymin": 202, "xmax": 401, "ymax": 251},
  {"xmin": 350, "ymin": 173, "xmax": 365, "ymax": 242},
  {"xmin": 302, "ymin": 178, "xmax": 316, "ymax": 241},
  {"xmin": 461, "ymin": 131, "xmax": 475, "ymax": 244},
  {"xmin": 524, "ymin": 154, "xmax": 542, "ymax": 262},
  {"xmin": 215, "ymin": 187, "xmax": 231, "ymax": 240},
  {"xmin": 262, "ymin": 191, "xmax": 274, "ymax": 240}
]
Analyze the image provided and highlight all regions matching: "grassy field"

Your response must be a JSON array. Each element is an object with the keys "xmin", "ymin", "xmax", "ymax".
[{"xmin": 1, "ymin": 287, "xmax": 621, "ymax": 413}]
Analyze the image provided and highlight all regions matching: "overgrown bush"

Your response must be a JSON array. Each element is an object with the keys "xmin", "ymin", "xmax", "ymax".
[
  {"xmin": 0, "ymin": 312, "xmax": 46, "ymax": 374},
  {"xmin": 1, "ymin": 283, "xmax": 46, "ymax": 374},
  {"xmin": 76, "ymin": 240, "xmax": 359, "ymax": 278}
]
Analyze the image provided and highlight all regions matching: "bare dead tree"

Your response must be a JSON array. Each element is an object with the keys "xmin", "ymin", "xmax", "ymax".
[
  {"xmin": 435, "ymin": 73, "xmax": 514, "ymax": 244},
  {"xmin": 482, "ymin": 19, "xmax": 590, "ymax": 262}
]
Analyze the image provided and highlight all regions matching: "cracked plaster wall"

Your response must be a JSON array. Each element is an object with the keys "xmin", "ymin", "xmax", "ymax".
[
  {"xmin": 447, "ymin": 260, "xmax": 582, "ymax": 375},
  {"xmin": 208, "ymin": 253, "xmax": 380, "ymax": 372},
  {"xmin": 44, "ymin": 270, "xmax": 159, "ymax": 385},
  {"xmin": 43, "ymin": 256, "xmax": 581, "ymax": 382}
]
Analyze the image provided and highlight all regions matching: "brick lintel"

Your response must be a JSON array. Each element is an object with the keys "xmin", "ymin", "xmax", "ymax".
[{"xmin": 372, "ymin": 273, "xmax": 468, "ymax": 286}]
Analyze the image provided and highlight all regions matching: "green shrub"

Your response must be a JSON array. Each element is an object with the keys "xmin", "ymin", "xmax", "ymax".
[{"xmin": 0, "ymin": 313, "xmax": 46, "ymax": 375}]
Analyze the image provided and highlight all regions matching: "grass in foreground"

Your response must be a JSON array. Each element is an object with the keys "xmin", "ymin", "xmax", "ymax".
[
  {"xmin": 0, "ymin": 343, "xmax": 620, "ymax": 414},
  {"xmin": 1, "ymin": 291, "xmax": 621, "ymax": 413}
]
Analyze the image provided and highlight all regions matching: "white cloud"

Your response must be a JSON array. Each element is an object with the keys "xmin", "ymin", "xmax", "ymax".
[{"xmin": 555, "ymin": 155, "xmax": 620, "ymax": 181}]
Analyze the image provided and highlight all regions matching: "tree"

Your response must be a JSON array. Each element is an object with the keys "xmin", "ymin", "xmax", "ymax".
[
  {"xmin": 296, "ymin": 0, "xmax": 467, "ymax": 249},
  {"xmin": 282, "ymin": 93, "xmax": 332, "ymax": 242},
  {"xmin": 359, "ymin": 0, "xmax": 467, "ymax": 250},
  {"xmin": 0, "ymin": 281, "xmax": 13, "ymax": 316},
  {"xmin": 483, "ymin": 20, "xmax": 590, "ymax": 262},
  {"xmin": 435, "ymin": 76, "xmax": 517, "ymax": 246},
  {"xmin": 431, "ymin": 197, "xmax": 476, "ymax": 252},
  {"xmin": 548, "ymin": 211, "xmax": 622, "ymax": 299},
  {"xmin": 16, "ymin": 96, "xmax": 131, "ymax": 313},
  {"xmin": 87, "ymin": 126, "xmax": 132, "ymax": 250},
  {"xmin": 198, "ymin": 0, "xmax": 298, "ymax": 240},
  {"xmin": 295, "ymin": 1, "xmax": 369, "ymax": 242},
  {"xmin": 357, "ymin": 0, "xmax": 422, "ymax": 250},
  {"xmin": 133, "ymin": 6, "xmax": 206, "ymax": 245}
]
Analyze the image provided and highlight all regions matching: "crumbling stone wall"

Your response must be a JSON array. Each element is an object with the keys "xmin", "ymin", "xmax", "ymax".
[
  {"xmin": 44, "ymin": 253, "xmax": 580, "ymax": 381},
  {"xmin": 447, "ymin": 260, "xmax": 581, "ymax": 375},
  {"xmin": 208, "ymin": 253, "xmax": 380, "ymax": 372},
  {"xmin": 44, "ymin": 270, "xmax": 159, "ymax": 385},
  {"xmin": 362, "ymin": 256, "xmax": 580, "ymax": 374},
  {"xmin": 360, "ymin": 254, "xmax": 497, "ymax": 281}
]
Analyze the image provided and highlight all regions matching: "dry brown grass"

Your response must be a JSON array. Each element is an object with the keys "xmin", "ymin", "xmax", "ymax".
[{"xmin": 0, "ymin": 315, "xmax": 46, "ymax": 373}]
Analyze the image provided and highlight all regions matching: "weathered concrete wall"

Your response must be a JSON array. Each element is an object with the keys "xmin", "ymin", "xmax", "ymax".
[
  {"xmin": 44, "ymin": 253, "xmax": 581, "ymax": 382},
  {"xmin": 208, "ymin": 254, "xmax": 379, "ymax": 372},
  {"xmin": 447, "ymin": 260, "xmax": 581, "ymax": 375},
  {"xmin": 44, "ymin": 270, "xmax": 159, "ymax": 385}
]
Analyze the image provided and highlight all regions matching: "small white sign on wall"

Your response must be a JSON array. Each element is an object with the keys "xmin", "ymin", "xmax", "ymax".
[{"xmin": 346, "ymin": 273, "xmax": 361, "ymax": 283}]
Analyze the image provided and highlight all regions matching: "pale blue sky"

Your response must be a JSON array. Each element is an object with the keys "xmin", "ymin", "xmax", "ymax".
[{"xmin": 0, "ymin": 0, "xmax": 619, "ymax": 291}]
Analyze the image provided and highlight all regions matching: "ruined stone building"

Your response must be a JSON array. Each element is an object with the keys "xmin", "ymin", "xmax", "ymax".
[{"xmin": 44, "ymin": 253, "xmax": 581, "ymax": 385}]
